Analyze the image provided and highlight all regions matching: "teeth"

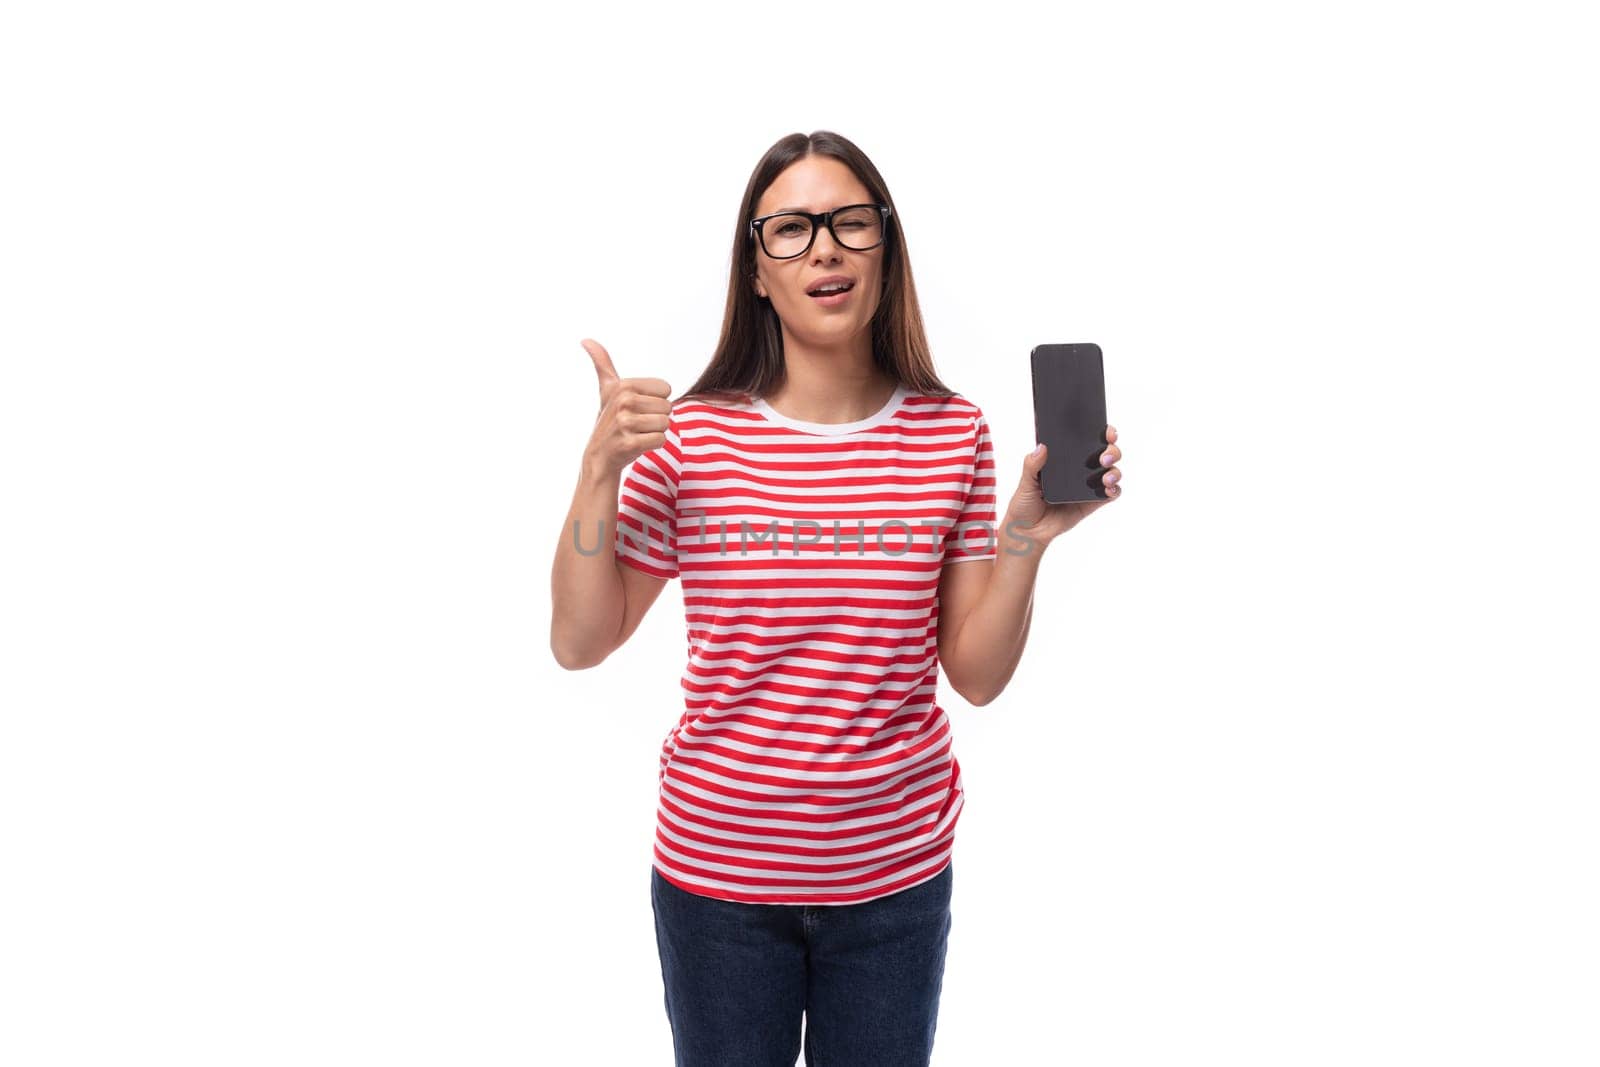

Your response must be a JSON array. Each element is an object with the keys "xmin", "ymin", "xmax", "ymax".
[{"xmin": 812, "ymin": 283, "xmax": 850, "ymax": 294}]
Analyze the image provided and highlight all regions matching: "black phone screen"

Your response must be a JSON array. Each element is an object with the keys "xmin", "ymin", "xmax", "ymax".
[{"xmin": 1030, "ymin": 343, "xmax": 1108, "ymax": 504}]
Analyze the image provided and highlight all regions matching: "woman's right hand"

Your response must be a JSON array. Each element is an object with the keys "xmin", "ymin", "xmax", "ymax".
[{"xmin": 580, "ymin": 338, "xmax": 673, "ymax": 484}]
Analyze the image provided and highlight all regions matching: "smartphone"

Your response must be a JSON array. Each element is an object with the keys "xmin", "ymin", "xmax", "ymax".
[{"xmin": 1030, "ymin": 343, "xmax": 1109, "ymax": 504}]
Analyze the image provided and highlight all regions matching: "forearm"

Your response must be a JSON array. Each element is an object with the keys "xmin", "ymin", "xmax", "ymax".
[
  {"xmin": 946, "ymin": 519, "xmax": 1046, "ymax": 705},
  {"xmin": 550, "ymin": 464, "xmax": 627, "ymax": 669}
]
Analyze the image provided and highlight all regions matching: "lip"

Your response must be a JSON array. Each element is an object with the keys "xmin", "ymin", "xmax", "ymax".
[
  {"xmin": 806, "ymin": 275, "xmax": 857, "ymax": 295},
  {"xmin": 806, "ymin": 274, "xmax": 856, "ymax": 307}
]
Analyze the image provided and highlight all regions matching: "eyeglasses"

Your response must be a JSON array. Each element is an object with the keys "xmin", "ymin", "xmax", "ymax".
[{"xmin": 749, "ymin": 203, "xmax": 893, "ymax": 260}]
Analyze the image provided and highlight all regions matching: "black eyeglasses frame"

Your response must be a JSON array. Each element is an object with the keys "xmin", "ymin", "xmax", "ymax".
[{"xmin": 748, "ymin": 203, "xmax": 894, "ymax": 260}]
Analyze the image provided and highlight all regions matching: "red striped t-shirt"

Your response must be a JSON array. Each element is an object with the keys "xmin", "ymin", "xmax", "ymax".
[{"xmin": 613, "ymin": 382, "xmax": 998, "ymax": 905}]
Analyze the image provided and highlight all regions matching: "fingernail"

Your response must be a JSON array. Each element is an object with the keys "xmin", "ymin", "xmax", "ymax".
[
  {"xmin": 1105, "ymin": 471, "xmax": 1119, "ymax": 485},
  {"xmin": 1100, "ymin": 452, "xmax": 1113, "ymax": 465},
  {"xmin": 1032, "ymin": 443, "xmax": 1044, "ymax": 456}
]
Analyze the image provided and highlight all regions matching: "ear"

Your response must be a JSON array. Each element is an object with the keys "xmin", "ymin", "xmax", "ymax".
[{"xmin": 751, "ymin": 273, "xmax": 767, "ymax": 300}]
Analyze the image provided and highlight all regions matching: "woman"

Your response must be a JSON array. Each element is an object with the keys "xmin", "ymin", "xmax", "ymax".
[{"xmin": 550, "ymin": 130, "xmax": 1122, "ymax": 1066}]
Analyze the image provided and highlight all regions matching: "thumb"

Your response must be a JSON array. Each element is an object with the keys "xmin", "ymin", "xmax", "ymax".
[
  {"xmin": 580, "ymin": 338, "xmax": 620, "ymax": 397},
  {"xmin": 1021, "ymin": 442, "xmax": 1048, "ymax": 487}
]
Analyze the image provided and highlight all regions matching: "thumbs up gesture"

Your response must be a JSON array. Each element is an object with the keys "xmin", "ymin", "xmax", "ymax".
[{"xmin": 580, "ymin": 338, "xmax": 673, "ymax": 483}]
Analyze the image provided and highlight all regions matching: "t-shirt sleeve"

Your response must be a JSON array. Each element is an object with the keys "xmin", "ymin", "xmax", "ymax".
[
  {"xmin": 942, "ymin": 410, "xmax": 999, "ymax": 563},
  {"xmin": 614, "ymin": 409, "xmax": 683, "ymax": 580}
]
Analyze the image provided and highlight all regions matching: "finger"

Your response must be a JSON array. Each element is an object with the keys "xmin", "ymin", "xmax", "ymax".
[
  {"xmin": 621, "ymin": 411, "xmax": 670, "ymax": 434},
  {"xmin": 1105, "ymin": 424, "xmax": 1118, "ymax": 445},
  {"xmin": 1100, "ymin": 444, "xmax": 1121, "ymax": 466},
  {"xmin": 1101, "ymin": 465, "xmax": 1121, "ymax": 488},
  {"xmin": 1023, "ymin": 443, "xmax": 1048, "ymax": 484},
  {"xmin": 621, "ymin": 393, "xmax": 672, "ymax": 416},
  {"xmin": 626, "ymin": 377, "xmax": 673, "ymax": 399},
  {"xmin": 628, "ymin": 430, "xmax": 668, "ymax": 453},
  {"xmin": 581, "ymin": 339, "xmax": 620, "ymax": 395}
]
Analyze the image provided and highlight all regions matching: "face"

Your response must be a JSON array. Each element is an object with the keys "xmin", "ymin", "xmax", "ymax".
[{"xmin": 751, "ymin": 156, "xmax": 887, "ymax": 348}]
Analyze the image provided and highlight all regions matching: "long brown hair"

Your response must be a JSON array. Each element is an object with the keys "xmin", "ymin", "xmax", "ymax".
[{"xmin": 678, "ymin": 130, "xmax": 957, "ymax": 407}]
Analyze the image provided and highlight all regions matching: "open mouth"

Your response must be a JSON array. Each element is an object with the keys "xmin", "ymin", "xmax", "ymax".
[{"xmin": 807, "ymin": 279, "xmax": 855, "ymax": 303}]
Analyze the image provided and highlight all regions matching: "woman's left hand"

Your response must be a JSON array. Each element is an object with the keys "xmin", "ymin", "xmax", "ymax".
[{"xmin": 1002, "ymin": 424, "xmax": 1122, "ymax": 551}]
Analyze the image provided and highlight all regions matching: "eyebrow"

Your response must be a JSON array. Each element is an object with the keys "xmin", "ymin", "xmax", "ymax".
[{"xmin": 768, "ymin": 202, "xmax": 865, "ymax": 214}]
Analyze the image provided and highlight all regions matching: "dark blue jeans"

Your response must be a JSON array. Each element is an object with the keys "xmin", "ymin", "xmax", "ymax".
[{"xmin": 650, "ymin": 861, "xmax": 953, "ymax": 1067}]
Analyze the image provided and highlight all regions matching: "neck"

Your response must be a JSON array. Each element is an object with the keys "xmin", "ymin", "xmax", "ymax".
[{"xmin": 766, "ymin": 328, "xmax": 897, "ymax": 423}]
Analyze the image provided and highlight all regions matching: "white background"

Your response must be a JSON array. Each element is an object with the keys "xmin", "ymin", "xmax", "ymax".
[{"xmin": 3, "ymin": 2, "xmax": 1596, "ymax": 1064}]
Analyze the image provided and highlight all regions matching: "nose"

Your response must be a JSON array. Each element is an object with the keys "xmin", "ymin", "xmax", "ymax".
[{"xmin": 810, "ymin": 222, "xmax": 844, "ymax": 262}]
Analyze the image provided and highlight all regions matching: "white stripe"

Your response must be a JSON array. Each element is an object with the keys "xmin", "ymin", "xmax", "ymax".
[
  {"xmin": 656, "ymin": 811, "xmax": 947, "ymax": 865},
  {"xmin": 662, "ymin": 739, "xmax": 952, "ymax": 790},
  {"xmin": 679, "ymin": 686, "xmax": 933, "ymax": 719},
  {"xmin": 659, "ymin": 762, "xmax": 953, "ymax": 825},
  {"xmin": 685, "ymin": 636, "xmax": 935, "ymax": 659},
  {"xmin": 672, "ymin": 718, "xmax": 943, "ymax": 763}
]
